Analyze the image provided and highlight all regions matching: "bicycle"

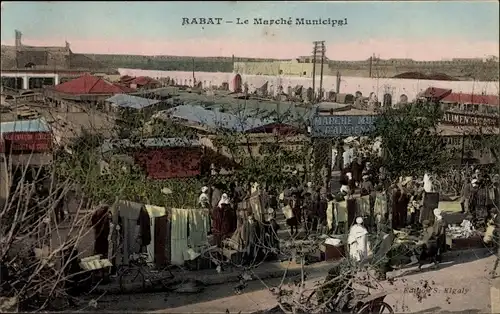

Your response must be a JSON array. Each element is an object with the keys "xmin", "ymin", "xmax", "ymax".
[{"xmin": 117, "ymin": 253, "xmax": 176, "ymax": 292}]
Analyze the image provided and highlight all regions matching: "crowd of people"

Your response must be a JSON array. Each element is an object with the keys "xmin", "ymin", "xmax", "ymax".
[{"xmin": 198, "ymin": 151, "xmax": 500, "ymax": 271}]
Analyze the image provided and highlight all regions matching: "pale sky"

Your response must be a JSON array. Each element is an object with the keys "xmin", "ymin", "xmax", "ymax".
[{"xmin": 1, "ymin": 1, "xmax": 499, "ymax": 60}]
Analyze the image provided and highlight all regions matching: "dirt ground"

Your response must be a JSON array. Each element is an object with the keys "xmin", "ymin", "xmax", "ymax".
[{"xmin": 96, "ymin": 249, "xmax": 499, "ymax": 313}]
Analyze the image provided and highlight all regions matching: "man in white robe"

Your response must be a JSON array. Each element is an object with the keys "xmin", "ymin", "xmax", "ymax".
[
  {"xmin": 423, "ymin": 173, "xmax": 435, "ymax": 193},
  {"xmin": 198, "ymin": 186, "xmax": 211, "ymax": 234},
  {"xmin": 348, "ymin": 217, "xmax": 369, "ymax": 262},
  {"xmin": 198, "ymin": 186, "xmax": 210, "ymax": 208}
]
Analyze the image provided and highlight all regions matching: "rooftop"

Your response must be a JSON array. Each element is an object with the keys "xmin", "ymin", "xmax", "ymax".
[
  {"xmin": 52, "ymin": 74, "xmax": 133, "ymax": 95},
  {"xmin": 441, "ymin": 92, "xmax": 499, "ymax": 107},
  {"xmin": 161, "ymin": 104, "xmax": 277, "ymax": 132},
  {"xmin": 99, "ymin": 137, "xmax": 200, "ymax": 154},
  {"xmin": 0, "ymin": 118, "xmax": 50, "ymax": 134},
  {"xmin": 106, "ymin": 94, "xmax": 160, "ymax": 110},
  {"xmin": 166, "ymin": 91, "xmax": 314, "ymax": 125},
  {"xmin": 130, "ymin": 87, "xmax": 180, "ymax": 99}
]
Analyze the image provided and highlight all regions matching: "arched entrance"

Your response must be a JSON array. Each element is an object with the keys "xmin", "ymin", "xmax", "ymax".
[
  {"xmin": 383, "ymin": 93, "xmax": 393, "ymax": 107},
  {"xmin": 233, "ymin": 74, "xmax": 242, "ymax": 92}
]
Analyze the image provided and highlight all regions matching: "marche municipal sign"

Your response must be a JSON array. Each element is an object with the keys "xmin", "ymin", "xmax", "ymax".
[{"xmin": 310, "ymin": 114, "xmax": 378, "ymax": 137}]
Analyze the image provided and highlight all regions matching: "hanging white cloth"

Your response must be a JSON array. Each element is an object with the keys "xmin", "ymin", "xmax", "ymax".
[
  {"xmin": 116, "ymin": 200, "xmax": 143, "ymax": 266},
  {"xmin": 188, "ymin": 208, "xmax": 208, "ymax": 248},
  {"xmin": 326, "ymin": 201, "xmax": 334, "ymax": 231},
  {"xmin": 170, "ymin": 208, "xmax": 189, "ymax": 265},
  {"xmin": 374, "ymin": 192, "xmax": 388, "ymax": 224},
  {"xmin": 357, "ymin": 195, "xmax": 371, "ymax": 217},
  {"xmin": 347, "ymin": 218, "xmax": 369, "ymax": 262},
  {"xmin": 335, "ymin": 201, "xmax": 348, "ymax": 223}
]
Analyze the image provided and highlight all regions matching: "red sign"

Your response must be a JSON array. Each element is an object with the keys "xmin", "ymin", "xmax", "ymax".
[
  {"xmin": 442, "ymin": 112, "xmax": 498, "ymax": 126},
  {"xmin": 133, "ymin": 148, "xmax": 202, "ymax": 179},
  {"xmin": 0, "ymin": 132, "xmax": 53, "ymax": 153},
  {"xmin": 3, "ymin": 132, "xmax": 52, "ymax": 141}
]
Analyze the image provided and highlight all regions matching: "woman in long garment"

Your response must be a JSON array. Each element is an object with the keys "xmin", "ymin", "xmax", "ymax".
[
  {"xmin": 351, "ymin": 157, "xmax": 364, "ymax": 186},
  {"xmin": 286, "ymin": 192, "xmax": 301, "ymax": 235},
  {"xmin": 392, "ymin": 185, "xmax": 410, "ymax": 229},
  {"xmin": 291, "ymin": 191, "xmax": 303, "ymax": 225},
  {"xmin": 219, "ymin": 193, "xmax": 236, "ymax": 238},
  {"xmin": 211, "ymin": 197, "xmax": 225, "ymax": 247},
  {"xmin": 432, "ymin": 208, "xmax": 447, "ymax": 264},
  {"xmin": 317, "ymin": 190, "xmax": 328, "ymax": 233}
]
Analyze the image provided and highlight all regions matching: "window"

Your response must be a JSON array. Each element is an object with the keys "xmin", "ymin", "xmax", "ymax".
[
  {"xmin": 303, "ymin": 71, "xmax": 307, "ymax": 76},
  {"xmin": 1, "ymin": 77, "xmax": 23, "ymax": 89},
  {"xmin": 279, "ymin": 69, "xmax": 283, "ymax": 75},
  {"xmin": 28, "ymin": 77, "xmax": 55, "ymax": 89}
]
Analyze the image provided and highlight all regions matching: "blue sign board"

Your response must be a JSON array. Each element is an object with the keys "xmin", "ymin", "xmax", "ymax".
[{"xmin": 310, "ymin": 114, "xmax": 377, "ymax": 137}]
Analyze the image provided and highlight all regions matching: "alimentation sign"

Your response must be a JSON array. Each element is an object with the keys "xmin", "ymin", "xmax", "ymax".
[{"xmin": 310, "ymin": 114, "xmax": 377, "ymax": 137}]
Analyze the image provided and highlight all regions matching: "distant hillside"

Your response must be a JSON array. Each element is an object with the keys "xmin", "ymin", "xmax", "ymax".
[
  {"xmin": 84, "ymin": 54, "xmax": 233, "ymax": 72},
  {"xmin": 84, "ymin": 54, "xmax": 297, "ymax": 72},
  {"xmin": 84, "ymin": 53, "xmax": 499, "ymax": 81}
]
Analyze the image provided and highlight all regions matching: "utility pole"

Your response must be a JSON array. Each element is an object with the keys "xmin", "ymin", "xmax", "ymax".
[
  {"xmin": 336, "ymin": 71, "xmax": 341, "ymax": 95},
  {"xmin": 319, "ymin": 41, "xmax": 325, "ymax": 102},
  {"xmin": 312, "ymin": 43, "xmax": 317, "ymax": 102},
  {"xmin": 312, "ymin": 41, "xmax": 326, "ymax": 103},
  {"xmin": 369, "ymin": 54, "xmax": 373, "ymax": 78},
  {"xmin": 192, "ymin": 57, "xmax": 196, "ymax": 85}
]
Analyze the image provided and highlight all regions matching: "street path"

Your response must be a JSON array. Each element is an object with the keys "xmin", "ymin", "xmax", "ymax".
[{"xmin": 97, "ymin": 250, "xmax": 498, "ymax": 313}]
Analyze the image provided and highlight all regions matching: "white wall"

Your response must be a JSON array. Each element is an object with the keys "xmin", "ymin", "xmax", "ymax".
[{"xmin": 120, "ymin": 68, "xmax": 499, "ymax": 105}]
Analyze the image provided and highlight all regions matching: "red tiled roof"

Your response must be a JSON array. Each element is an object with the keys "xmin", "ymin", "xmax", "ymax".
[
  {"xmin": 132, "ymin": 76, "xmax": 160, "ymax": 86},
  {"xmin": 120, "ymin": 75, "xmax": 135, "ymax": 83},
  {"xmin": 420, "ymin": 87, "xmax": 452, "ymax": 100},
  {"xmin": 112, "ymin": 83, "xmax": 134, "ymax": 93},
  {"xmin": 442, "ymin": 93, "xmax": 499, "ymax": 107},
  {"xmin": 54, "ymin": 74, "xmax": 129, "ymax": 95}
]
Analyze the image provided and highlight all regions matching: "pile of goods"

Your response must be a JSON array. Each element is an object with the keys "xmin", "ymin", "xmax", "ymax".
[
  {"xmin": 447, "ymin": 220, "xmax": 479, "ymax": 240},
  {"xmin": 79, "ymin": 255, "xmax": 113, "ymax": 271}
]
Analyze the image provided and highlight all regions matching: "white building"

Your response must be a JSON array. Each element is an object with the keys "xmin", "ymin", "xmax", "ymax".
[{"xmin": 117, "ymin": 68, "xmax": 499, "ymax": 107}]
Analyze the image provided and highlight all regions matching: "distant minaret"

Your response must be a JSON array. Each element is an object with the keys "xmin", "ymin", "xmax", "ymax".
[{"xmin": 15, "ymin": 30, "xmax": 22, "ymax": 48}]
